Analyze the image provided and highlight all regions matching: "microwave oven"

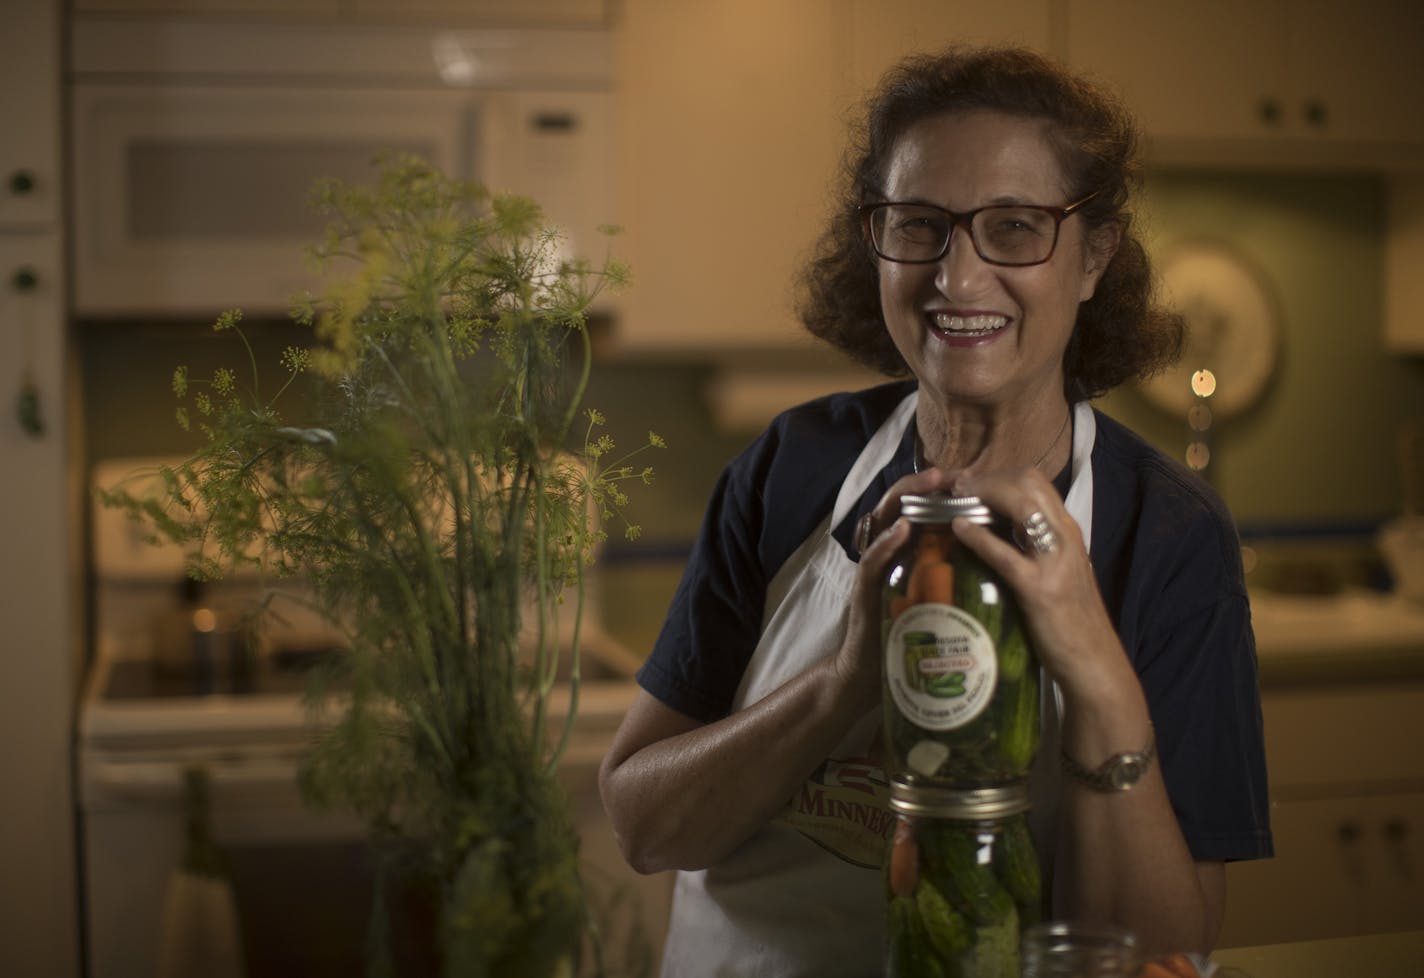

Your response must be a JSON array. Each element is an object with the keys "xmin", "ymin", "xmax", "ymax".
[{"xmin": 69, "ymin": 20, "xmax": 617, "ymax": 319}]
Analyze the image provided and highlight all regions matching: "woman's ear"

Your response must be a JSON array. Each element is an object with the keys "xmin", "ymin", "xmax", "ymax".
[{"xmin": 1078, "ymin": 223, "xmax": 1122, "ymax": 302}]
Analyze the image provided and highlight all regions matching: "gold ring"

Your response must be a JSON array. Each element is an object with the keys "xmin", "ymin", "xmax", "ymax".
[{"xmin": 856, "ymin": 512, "xmax": 875, "ymax": 554}]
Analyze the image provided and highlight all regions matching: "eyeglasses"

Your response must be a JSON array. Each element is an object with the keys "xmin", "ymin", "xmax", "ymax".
[{"xmin": 861, "ymin": 190, "xmax": 1100, "ymax": 267}]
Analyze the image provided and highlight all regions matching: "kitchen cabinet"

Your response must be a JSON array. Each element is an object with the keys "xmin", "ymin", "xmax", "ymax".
[
  {"xmin": 0, "ymin": 3, "xmax": 80, "ymax": 977},
  {"xmin": 612, "ymin": 0, "xmax": 844, "ymax": 352},
  {"xmin": 612, "ymin": 0, "xmax": 1061, "ymax": 352},
  {"xmin": 843, "ymin": 0, "xmax": 1054, "ymax": 97},
  {"xmin": 2, "ymin": 4, "xmax": 60, "ymax": 227},
  {"xmin": 353, "ymin": 0, "xmax": 610, "ymax": 25},
  {"xmin": 1217, "ymin": 680, "xmax": 1424, "ymax": 947},
  {"xmin": 72, "ymin": 0, "xmax": 612, "ymax": 25},
  {"xmin": 1063, "ymin": 0, "xmax": 1424, "ymax": 168},
  {"xmin": 1214, "ymin": 929, "xmax": 1424, "ymax": 978},
  {"xmin": 1384, "ymin": 175, "xmax": 1424, "ymax": 354}
]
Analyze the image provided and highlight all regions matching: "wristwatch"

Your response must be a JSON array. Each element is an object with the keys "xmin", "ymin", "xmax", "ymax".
[{"xmin": 1061, "ymin": 731, "xmax": 1156, "ymax": 792}]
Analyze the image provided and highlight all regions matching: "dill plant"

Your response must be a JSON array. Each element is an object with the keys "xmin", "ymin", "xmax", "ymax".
[{"xmin": 102, "ymin": 155, "xmax": 661, "ymax": 977}]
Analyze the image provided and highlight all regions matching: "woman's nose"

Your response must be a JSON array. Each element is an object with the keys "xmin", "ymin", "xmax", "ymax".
[{"xmin": 934, "ymin": 225, "xmax": 991, "ymax": 294}]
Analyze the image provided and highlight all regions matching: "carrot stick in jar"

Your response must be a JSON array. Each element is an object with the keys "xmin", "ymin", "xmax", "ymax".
[
  {"xmin": 888, "ymin": 817, "xmax": 919, "ymax": 898},
  {"xmin": 907, "ymin": 558, "xmax": 954, "ymax": 606}
]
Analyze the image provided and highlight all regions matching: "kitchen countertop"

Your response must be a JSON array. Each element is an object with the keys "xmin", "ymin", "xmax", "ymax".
[
  {"xmin": 1248, "ymin": 588, "xmax": 1424, "ymax": 683},
  {"xmin": 1213, "ymin": 928, "xmax": 1422, "ymax": 977}
]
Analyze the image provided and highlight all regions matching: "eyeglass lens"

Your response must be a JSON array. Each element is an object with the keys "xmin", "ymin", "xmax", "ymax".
[{"xmin": 869, "ymin": 204, "xmax": 1062, "ymax": 265}]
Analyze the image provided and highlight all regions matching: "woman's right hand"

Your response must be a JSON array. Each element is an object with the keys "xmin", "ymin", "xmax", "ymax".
[{"xmin": 832, "ymin": 468, "xmax": 958, "ymax": 707}]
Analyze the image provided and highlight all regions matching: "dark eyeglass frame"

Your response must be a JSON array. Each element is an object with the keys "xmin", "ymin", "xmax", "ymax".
[{"xmin": 860, "ymin": 190, "xmax": 1101, "ymax": 267}]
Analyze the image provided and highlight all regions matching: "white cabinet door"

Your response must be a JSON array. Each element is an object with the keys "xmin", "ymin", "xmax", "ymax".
[
  {"xmin": 0, "ymin": 3, "xmax": 78, "ymax": 975},
  {"xmin": 612, "ymin": 0, "xmax": 844, "ymax": 352},
  {"xmin": 1064, "ymin": 0, "xmax": 1424, "ymax": 164},
  {"xmin": 1284, "ymin": 0, "xmax": 1424, "ymax": 145},
  {"xmin": 353, "ymin": 0, "xmax": 610, "ymax": 24},
  {"xmin": 1385, "ymin": 175, "xmax": 1424, "ymax": 354},
  {"xmin": 844, "ymin": 0, "xmax": 1054, "ymax": 97},
  {"xmin": 1064, "ymin": 0, "xmax": 1287, "ymax": 145},
  {"xmin": 1218, "ymin": 681, "xmax": 1424, "ymax": 948},
  {"xmin": 0, "ymin": 0, "xmax": 60, "ymax": 226},
  {"xmin": 1220, "ymin": 791, "xmax": 1424, "ymax": 947},
  {"xmin": 0, "ymin": 237, "xmax": 79, "ymax": 978},
  {"xmin": 73, "ymin": 0, "xmax": 338, "ymax": 12}
]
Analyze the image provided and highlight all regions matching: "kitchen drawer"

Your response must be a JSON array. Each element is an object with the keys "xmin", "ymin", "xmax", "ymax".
[
  {"xmin": 1220, "ymin": 790, "xmax": 1424, "ymax": 947},
  {"xmin": 1260, "ymin": 683, "xmax": 1424, "ymax": 790}
]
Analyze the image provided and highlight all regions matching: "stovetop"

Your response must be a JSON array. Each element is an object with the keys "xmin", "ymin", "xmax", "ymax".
[{"xmin": 100, "ymin": 648, "xmax": 342, "ymax": 701}]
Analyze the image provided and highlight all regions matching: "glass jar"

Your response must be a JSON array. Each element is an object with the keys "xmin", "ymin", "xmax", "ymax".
[
  {"xmin": 881, "ymin": 493, "xmax": 1040, "ymax": 786},
  {"xmin": 884, "ymin": 779, "xmax": 1041, "ymax": 978},
  {"xmin": 1020, "ymin": 921, "xmax": 1143, "ymax": 978}
]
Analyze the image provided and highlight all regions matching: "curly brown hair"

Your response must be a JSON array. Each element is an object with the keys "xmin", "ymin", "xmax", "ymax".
[{"xmin": 797, "ymin": 46, "xmax": 1183, "ymax": 401}]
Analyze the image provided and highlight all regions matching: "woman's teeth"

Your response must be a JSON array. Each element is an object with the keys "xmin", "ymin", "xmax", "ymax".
[{"xmin": 930, "ymin": 313, "xmax": 1007, "ymax": 336}]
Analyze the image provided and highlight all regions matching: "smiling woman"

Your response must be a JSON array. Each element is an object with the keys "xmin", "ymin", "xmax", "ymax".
[
  {"xmin": 869, "ymin": 109, "xmax": 1110, "ymax": 448},
  {"xmin": 599, "ymin": 45, "xmax": 1272, "ymax": 977}
]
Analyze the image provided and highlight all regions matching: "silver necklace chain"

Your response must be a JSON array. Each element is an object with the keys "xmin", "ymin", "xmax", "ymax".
[{"xmin": 913, "ymin": 410, "xmax": 1070, "ymax": 474}]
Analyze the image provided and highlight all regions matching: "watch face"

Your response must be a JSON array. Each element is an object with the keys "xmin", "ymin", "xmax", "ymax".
[
  {"xmin": 1137, "ymin": 241, "xmax": 1281, "ymax": 419},
  {"xmin": 1108, "ymin": 754, "xmax": 1148, "ymax": 790}
]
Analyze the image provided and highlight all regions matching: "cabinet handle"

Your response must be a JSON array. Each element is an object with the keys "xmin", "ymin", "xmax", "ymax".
[
  {"xmin": 8, "ymin": 169, "xmax": 35, "ymax": 196},
  {"xmin": 1303, "ymin": 98, "xmax": 1329, "ymax": 128},
  {"xmin": 11, "ymin": 266, "xmax": 38, "ymax": 293},
  {"xmin": 1258, "ymin": 97, "xmax": 1284, "ymax": 127},
  {"xmin": 1337, "ymin": 820, "xmax": 1362, "ymax": 844},
  {"xmin": 1383, "ymin": 817, "xmax": 1408, "ymax": 842}
]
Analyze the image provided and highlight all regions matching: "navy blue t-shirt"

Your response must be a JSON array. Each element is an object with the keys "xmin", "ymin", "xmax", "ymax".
[{"xmin": 638, "ymin": 380, "xmax": 1273, "ymax": 862}]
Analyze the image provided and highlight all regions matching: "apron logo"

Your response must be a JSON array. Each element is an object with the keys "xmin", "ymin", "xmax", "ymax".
[{"xmin": 776, "ymin": 749, "xmax": 893, "ymax": 869}]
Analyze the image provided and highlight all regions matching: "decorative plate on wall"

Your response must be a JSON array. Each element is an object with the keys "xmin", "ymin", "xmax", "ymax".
[{"xmin": 1137, "ymin": 240, "xmax": 1282, "ymax": 418}]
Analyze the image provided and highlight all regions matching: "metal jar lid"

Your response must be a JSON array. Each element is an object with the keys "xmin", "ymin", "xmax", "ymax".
[
  {"xmin": 900, "ymin": 493, "xmax": 994, "ymax": 526},
  {"xmin": 889, "ymin": 776, "xmax": 1031, "ymax": 820}
]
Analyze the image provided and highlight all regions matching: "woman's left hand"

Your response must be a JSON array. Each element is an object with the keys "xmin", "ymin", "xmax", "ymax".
[{"xmin": 948, "ymin": 467, "xmax": 1127, "ymax": 702}]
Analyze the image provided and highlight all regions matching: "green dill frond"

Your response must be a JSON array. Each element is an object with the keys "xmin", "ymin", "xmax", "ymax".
[
  {"xmin": 213, "ymin": 367, "xmax": 237, "ymax": 396},
  {"xmin": 99, "ymin": 154, "xmax": 655, "ymax": 978},
  {"xmin": 280, "ymin": 346, "xmax": 311, "ymax": 373},
  {"xmin": 214, "ymin": 308, "xmax": 243, "ymax": 332}
]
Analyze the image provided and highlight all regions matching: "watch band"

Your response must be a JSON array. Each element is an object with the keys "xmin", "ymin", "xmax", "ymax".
[{"xmin": 1061, "ymin": 730, "xmax": 1156, "ymax": 792}]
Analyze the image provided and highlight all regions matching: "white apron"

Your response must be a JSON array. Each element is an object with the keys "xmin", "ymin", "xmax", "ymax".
[{"xmin": 658, "ymin": 395, "xmax": 1097, "ymax": 978}]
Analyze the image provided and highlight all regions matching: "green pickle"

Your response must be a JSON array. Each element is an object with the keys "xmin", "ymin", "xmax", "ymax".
[{"xmin": 884, "ymin": 783, "xmax": 1039, "ymax": 978}]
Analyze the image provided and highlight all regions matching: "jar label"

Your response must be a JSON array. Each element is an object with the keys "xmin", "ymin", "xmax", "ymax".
[{"xmin": 886, "ymin": 603, "xmax": 997, "ymax": 730}]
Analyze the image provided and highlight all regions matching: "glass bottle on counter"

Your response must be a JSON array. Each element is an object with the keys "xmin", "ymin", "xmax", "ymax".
[
  {"xmin": 885, "ymin": 779, "xmax": 1041, "ymax": 978},
  {"xmin": 156, "ymin": 767, "xmax": 246, "ymax": 978},
  {"xmin": 1020, "ymin": 921, "xmax": 1143, "ymax": 978},
  {"xmin": 881, "ymin": 493, "xmax": 1041, "ymax": 786}
]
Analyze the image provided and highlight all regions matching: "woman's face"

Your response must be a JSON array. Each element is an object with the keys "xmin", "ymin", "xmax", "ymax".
[{"xmin": 876, "ymin": 110, "xmax": 1112, "ymax": 411}]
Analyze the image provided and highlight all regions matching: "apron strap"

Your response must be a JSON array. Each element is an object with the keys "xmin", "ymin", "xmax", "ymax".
[
  {"xmin": 1034, "ymin": 400, "xmax": 1097, "ymax": 911},
  {"xmin": 828, "ymin": 390, "xmax": 919, "ymax": 528}
]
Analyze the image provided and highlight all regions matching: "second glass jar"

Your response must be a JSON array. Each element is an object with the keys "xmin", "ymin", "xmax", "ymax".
[{"xmin": 885, "ymin": 779, "xmax": 1042, "ymax": 978}]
